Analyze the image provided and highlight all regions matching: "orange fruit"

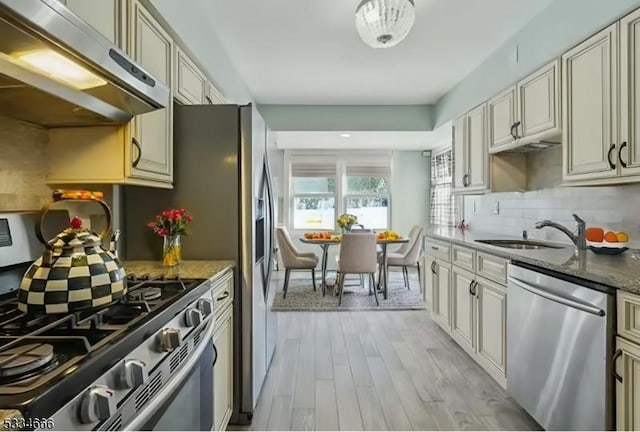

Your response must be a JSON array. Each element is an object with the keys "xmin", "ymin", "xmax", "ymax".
[
  {"xmin": 604, "ymin": 231, "xmax": 618, "ymax": 243},
  {"xmin": 585, "ymin": 227, "xmax": 604, "ymax": 242},
  {"xmin": 616, "ymin": 232, "xmax": 629, "ymax": 242}
]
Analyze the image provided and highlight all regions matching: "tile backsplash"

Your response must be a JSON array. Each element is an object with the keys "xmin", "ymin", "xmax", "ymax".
[
  {"xmin": 464, "ymin": 182, "xmax": 640, "ymax": 248},
  {"xmin": 0, "ymin": 116, "xmax": 51, "ymax": 210}
]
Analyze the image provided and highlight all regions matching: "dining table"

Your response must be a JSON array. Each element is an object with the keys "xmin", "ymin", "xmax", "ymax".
[{"xmin": 300, "ymin": 235, "xmax": 409, "ymax": 300}]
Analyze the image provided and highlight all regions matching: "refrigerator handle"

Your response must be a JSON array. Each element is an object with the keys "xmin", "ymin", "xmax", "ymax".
[{"xmin": 263, "ymin": 153, "xmax": 276, "ymax": 290}]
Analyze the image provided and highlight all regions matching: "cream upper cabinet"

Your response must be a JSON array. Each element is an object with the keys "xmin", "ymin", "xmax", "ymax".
[
  {"xmin": 488, "ymin": 86, "xmax": 516, "ymax": 150},
  {"xmin": 56, "ymin": 0, "xmax": 122, "ymax": 46},
  {"xmin": 432, "ymin": 259, "xmax": 451, "ymax": 331},
  {"xmin": 467, "ymin": 103, "xmax": 490, "ymax": 191},
  {"xmin": 128, "ymin": 0, "xmax": 174, "ymax": 182},
  {"xmin": 516, "ymin": 59, "xmax": 561, "ymax": 142},
  {"xmin": 475, "ymin": 277, "xmax": 507, "ymax": 386},
  {"xmin": 616, "ymin": 336, "xmax": 640, "ymax": 431},
  {"xmin": 451, "ymin": 267, "xmax": 475, "ymax": 354},
  {"xmin": 562, "ymin": 23, "xmax": 619, "ymax": 182},
  {"xmin": 206, "ymin": 81, "xmax": 227, "ymax": 104},
  {"xmin": 452, "ymin": 114, "xmax": 467, "ymax": 190},
  {"xmin": 213, "ymin": 306, "xmax": 234, "ymax": 431},
  {"xmin": 620, "ymin": 9, "xmax": 640, "ymax": 177},
  {"xmin": 175, "ymin": 46, "xmax": 207, "ymax": 105}
]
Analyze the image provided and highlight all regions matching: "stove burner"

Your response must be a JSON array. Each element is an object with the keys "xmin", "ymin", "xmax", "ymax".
[
  {"xmin": 0, "ymin": 343, "xmax": 54, "ymax": 377},
  {"xmin": 129, "ymin": 287, "xmax": 162, "ymax": 302}
]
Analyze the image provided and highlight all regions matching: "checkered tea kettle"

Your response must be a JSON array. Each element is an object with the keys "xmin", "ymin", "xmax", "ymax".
[{"xmin": 18, "ymin": 192, "xmax": 127, "ymax": 314}]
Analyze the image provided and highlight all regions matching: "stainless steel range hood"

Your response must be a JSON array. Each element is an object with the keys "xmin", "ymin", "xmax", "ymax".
[{"xmin": 0, "ymin": 0, "xmax": 169, "ymax": 128}]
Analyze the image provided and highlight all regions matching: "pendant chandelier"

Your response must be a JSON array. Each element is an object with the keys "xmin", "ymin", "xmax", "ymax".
[{"xmin": 355, "ymin": 0, "xmax": 416, "ymax": 49}]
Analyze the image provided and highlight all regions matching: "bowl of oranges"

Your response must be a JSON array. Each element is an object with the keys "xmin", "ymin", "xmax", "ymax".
[{"xmin": 585, "ymin": 227, "xmax": 629, "ymax": 255}]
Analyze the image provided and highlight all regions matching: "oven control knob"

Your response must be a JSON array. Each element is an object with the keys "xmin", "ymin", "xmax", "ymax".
[
  {"xmin": 120, "ymin": 359, "xmax": 148, "ymax": 389},
  {"xmin": 185, "ymin": 308, "xmax": 203, "ymax": 327},
  {"xmin": 158, "ymin": 328, "xmax": 181, "ymax": 352},
  {"xmin": 197, "ymin": 298, "xmax": 213, "ymax": 316},
  {"xmin": 79, "ymin": 385, "xmax": 116, "ymax": 424}
]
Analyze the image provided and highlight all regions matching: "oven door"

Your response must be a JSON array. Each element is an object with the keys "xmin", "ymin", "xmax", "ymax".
[{"xmin": 124, "ymin": 330, "xmax": 217, "ymax": 431}]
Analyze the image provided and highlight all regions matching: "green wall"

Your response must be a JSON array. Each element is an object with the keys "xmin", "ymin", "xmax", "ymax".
[
  {"xmin": 257, "ymin": 105, "xmax": 434, "ymax": 131},
  {"xmin": 434, "ymin": 0, "xmax": 640, "ymax": 127}
]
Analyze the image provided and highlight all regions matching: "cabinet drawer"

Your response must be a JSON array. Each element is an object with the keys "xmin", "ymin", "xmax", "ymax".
[
  {"xmin": 618, "ymin": 291, "xmax": 640, "ymax": 345},
  {"xmin": 452, "ymin": 244, "xmax": 476, "ymax": 271},
  {"xmin": 476, "ymin": 252, "xmax": 508, "ymax": 284},
  {"xmin": 211, "ymin": 270, "xmax": 234, "ymax": 314},
  {"xmin": 424, "ymin": 237, "xmax": 451, "ymax": 261}
]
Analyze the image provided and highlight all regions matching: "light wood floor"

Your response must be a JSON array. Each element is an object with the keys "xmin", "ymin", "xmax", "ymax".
[{"xmin": 239, "ymin": 309, "xmax": 540, "ymax": 431}]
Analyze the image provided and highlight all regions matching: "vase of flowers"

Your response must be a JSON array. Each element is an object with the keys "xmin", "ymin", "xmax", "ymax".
[
  {"xmin": 147, "ymin": 208, "xmax": 193, "ymax": 266},
  {"xmin": 337, "ymin": 213, "xmax": 358, "ymax": 234}
]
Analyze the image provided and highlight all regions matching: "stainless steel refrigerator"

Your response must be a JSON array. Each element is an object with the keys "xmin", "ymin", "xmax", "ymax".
[{"xmin": 122, "ymin": 103, "xmax": 277, "ymax": 425}]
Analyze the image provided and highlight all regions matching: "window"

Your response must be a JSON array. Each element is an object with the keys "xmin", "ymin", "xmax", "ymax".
[
  {"xmin": 290, "ymin": 159, "xmax": 337, "ymax": 230},
  {"xmin": 288, "ymin": 153, "xmax": 392, "ymax": 231},
  {"xmin": 430, "ymin": 148, "xmax": 455, "ymax": 227},
  {"xmin": 344, "ymin": 162, "xmax": 391, "ymax": 229}
]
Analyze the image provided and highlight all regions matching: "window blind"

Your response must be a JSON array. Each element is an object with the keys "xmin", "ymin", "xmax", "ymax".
[
  {"xmin": 290, "ymin": 157, "xmax": 337, "ymax": 177},
  {"xmin": 429, "ymin": 149, "xmax": 455, "ymax": 227},
  {"xmin": 345, "ymin": 159, "xmax": 392, "ymax": 177}
]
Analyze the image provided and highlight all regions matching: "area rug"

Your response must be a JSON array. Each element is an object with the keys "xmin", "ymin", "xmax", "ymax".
[{"xmin": 271, "ymin": 269, "xmax": 425, "ymax": 311}]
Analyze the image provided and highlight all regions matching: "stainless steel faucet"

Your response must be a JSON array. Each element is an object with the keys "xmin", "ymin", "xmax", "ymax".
[{"xmin": 535, "ymin": 214, "xmax": 587, "ymax": 251}]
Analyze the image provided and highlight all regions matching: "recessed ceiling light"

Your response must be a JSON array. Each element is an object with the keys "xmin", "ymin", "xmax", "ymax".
[{"xmin": 340, "ymin": 133, "xmax": 352, "ymax": 138}]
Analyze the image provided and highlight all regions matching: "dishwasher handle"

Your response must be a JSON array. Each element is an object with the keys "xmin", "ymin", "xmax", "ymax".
[{"xmin": 508, "ymin": 276, "xmax": 606, "ymax": 316}]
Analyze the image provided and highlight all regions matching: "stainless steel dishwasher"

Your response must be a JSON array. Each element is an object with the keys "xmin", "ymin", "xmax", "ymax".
[{"xmin": 507, "ymin": 263, "xmax": 616, "ymax": 431}]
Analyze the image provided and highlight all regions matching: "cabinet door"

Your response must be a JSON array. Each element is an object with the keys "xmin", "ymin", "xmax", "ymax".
[
  {"xmin": 452, "ymin": 114, "xmax": 467, "ymax": 190},
  {"xmin": 206, "ymin": 82, "xmax": 227, "ymax": 104},
  {"xmin": 467, "ymin": 103, "xmax": 489, "ymax": 190},
  {"xmin": 475, "ymin": 278, "xmax": 506, "ymax": 384},
  {"xmin": 57, "ymin": 0, "xmax": 121, "ymax": 46},
  {"xmin": 213, "ymin": 307, "xmax": 234, "ymax": 431},
  {"xmin": 616, "ymin": 337, "xmax": 640, "ymax": 431},
  {"xmin": 488, "ymin": 86, "xmax": 516, "ymax": 150},
  {"xmin": 175, "ymin": 47, "xmax": 206, "ymax": 105},
  {"xmin": 423, "ymin": 255, "xmax": 435, "ymax": 309},
  {"xmin": 620, "ymin": 9, "xmax": 640, "ymax": 177},
  {"xmin": 562, "ymin": 23, "xmax": 619, "ymax": 182},
  {"xmin": 517, "ymin": 59, "xmax": 561, "ymax": 141},
  {"xmin": 451, "ymin": 267, "xmax": 475, "ymax": 353},
  {"xmin": 432, "ymin": 259, "xmax": 451, "ymax": 330},
  {"xmin": 128, "ymin": 0, "xmax": 173, "ymax": 182}
]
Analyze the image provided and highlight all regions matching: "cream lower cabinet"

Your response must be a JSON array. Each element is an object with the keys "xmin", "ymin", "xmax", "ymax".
[
  {"xmin": 213, "ymin": 305, "xmax": 233, "ymax": 431},
  {"xmin": 451, "ymin": 267, "xmax": 475, "ymax": 353},
  {"xmin": 423, "ymin": 255, "xmax": 435, "ymax": 309},
  {"xmin": 616, "ymin": 291, "xmax": 640, "ymax": 430},
  {"xmin": 475, "ymin": 277, "xmax": 507, "ymax": 385},
  {"xmin": 431, "ymin": 258, "xmax": 452, "ymax": 331}
]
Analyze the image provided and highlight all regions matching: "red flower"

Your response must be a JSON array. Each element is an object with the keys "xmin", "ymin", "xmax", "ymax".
[
  {"xmin": 147, "ymin": 208, "xmax": 193, "ymax": 237},
  {"xmin": 70, "ymin": 216, "xmax": 82, "ymax": 229}
]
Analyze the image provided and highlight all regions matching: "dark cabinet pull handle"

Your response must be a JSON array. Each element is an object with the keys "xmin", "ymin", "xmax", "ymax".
[
  {"xmin": 216, "ymin": 291, "xmax": 230, "ymax": 302},
  {"xmin": 472, "ymin": 281, "xmax": 479, "ymax": 296},
  {"xmin": 510, "ymin": 121, "xmax": 521, "ymax": 140},
  {"xmin": 468, "ymin": 280, "xmax": 475, "ymax": 295},
  {"xmin": 205, "ymin": 96, "xmax": 213, "ymax": 104},
  {"xmin": 132, "ymin": 137, "xmax": 142, "ymax": 168},
  {"xmin": 462, "ymin": 173, "xmax": 470, "ymax": 187},
  {"xmin": 431, "ymin": 246, "xmax": 439, "ymax": 250},
  {"xmin": 607, "ymin": 143, "xmax": 616, "ymax": 170},
  {"xmin": 619, "ymin": 141, "xmax": 628, "ymax": 168},
  {"xmin": 613, "ymin": 349, "xmax": 624, "ymax": 383},
  {"xmin": 431, "ymin": 261, "xmax": 437, "ymax": 274}
]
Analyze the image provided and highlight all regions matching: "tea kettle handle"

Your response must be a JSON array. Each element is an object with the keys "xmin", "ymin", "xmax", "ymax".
[{"xmin": 35, "ymin": 197, "xmax": 113, "ymax": 249}]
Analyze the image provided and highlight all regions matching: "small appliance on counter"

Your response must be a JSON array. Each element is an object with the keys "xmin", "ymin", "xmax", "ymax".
[{"xmin": 0, "ymin": 210, "xmax": 218, "ymax": 430}]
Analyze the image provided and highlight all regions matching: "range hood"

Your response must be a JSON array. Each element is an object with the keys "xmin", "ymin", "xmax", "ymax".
[{"xmin": 0, "ymin": 0, "xmax": 169, "ymax": 127}]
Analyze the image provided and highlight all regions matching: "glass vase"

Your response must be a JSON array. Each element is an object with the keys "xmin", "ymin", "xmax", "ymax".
[{"xmin": 163, "ymin": 234, "xmax": 181, "ymax": 267}]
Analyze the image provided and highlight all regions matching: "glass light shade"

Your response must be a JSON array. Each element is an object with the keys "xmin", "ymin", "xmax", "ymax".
[
  {"xmin": 17, "ymin": 50, "xmax": 107, "ymax": 90},
  {"xmin": 355, "ymin": 0, "xmax": 415, "ymax": 48}
]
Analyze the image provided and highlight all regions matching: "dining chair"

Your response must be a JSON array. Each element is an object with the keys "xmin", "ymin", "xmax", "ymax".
[
  {"xmin": 380, "ymin": 226, "xmax": 424, "ymax": 291},
  {"xmin": 336, "ymin": 232, "xmax": 379, "ymax": 306},
  {"xmin": 276, "ymin": 226, "xmax": 319, "ymax": 298}
]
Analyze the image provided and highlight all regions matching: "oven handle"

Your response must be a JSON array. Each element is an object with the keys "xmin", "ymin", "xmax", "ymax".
[
  {"xmin": 508, "ymin": 277, "xmax": 605, "ymax": 316},
  {"xmin": 123, "ymin": 318, "xmax": 215, "ymax": 431}
]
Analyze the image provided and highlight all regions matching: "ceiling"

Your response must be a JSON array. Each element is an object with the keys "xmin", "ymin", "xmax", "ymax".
[
  {"xmin": 276, "ymin": 123, "xmax": 452, "ymax": 151},
  {"xmin": 194, "ymin": 0, "xmax": 553, "ymax": 105}
]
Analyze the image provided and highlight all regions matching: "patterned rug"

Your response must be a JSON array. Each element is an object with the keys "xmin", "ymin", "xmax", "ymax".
[{"xmin": 271, "ymin": 269, "xmax": 425, "ymax": 311}]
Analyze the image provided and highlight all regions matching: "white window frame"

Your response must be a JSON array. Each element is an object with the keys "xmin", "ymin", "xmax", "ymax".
[
  {"xmin": 284, "ymin": 150, "xmax": 393, "ymax": 233},
  {"xmin": 429, "ymin": 144, "xmax": 456, "ymax": 227}
]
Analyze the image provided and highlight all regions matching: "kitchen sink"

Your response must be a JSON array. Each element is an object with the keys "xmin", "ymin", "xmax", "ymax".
[{"xmin": 475, "ymin": 239, "xmax": 567, "ymax": 250}]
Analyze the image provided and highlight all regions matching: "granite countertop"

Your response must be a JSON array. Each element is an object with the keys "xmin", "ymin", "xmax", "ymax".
[
  {"xmin": 425, "ymin": 227, "xmax": 640, "ymax": 295},
  {"xmin": 123, "ymin": 260, "xmax": 235, "ymax": 281}
]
